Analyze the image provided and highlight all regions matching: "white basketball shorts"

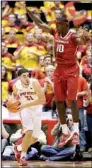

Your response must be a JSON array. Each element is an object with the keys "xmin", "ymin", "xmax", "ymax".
[{"xmin": 20, "ymin": 105, "xmax": 42, "ymax": 138}]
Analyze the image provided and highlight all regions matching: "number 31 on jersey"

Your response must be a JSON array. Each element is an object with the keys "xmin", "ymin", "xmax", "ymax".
[{"xmin": 56, "ymin": 44, "xmax": 64, "ymax": 53}]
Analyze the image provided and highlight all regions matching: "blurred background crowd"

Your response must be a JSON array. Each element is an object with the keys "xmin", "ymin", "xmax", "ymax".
[{"xmin": 1, "ymin": 1, "xmax": 92, "ymax": 159}]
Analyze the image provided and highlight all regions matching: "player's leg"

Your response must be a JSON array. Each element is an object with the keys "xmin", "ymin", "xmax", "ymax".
[
  {"xmin": 70, "ymin": 100, "xmax": 79, "ymax": 122},
  {"xmin": 67, "ymin": 64, "xmax": 80, "ymax": 146},
  {"xmin": 67, "ymin": 72, "xmax": 79, "ymax": 123},
  {"xmin": 54, "ymin": 71, "xmax": 69, "ymax": 135},
  {"xmin": 20, "ymin": 107, "xmax": 41, "ymax": 164},
  {"xmin": 32, "ymin": 106, "xmax": 42, "ymax": 142},
  {"xmin": 56, "ymin": 101, "xmax": 66, "ymax": 124},
  {"xmin": 67, "ymin": 74, "xmax": 79, "ymax": 145},
  {"xmin": 54, "ymin": 75, "xmax": 67, "ymax": 124},
  {"xmin": 21, "ymin": 130, "xmax": 33, "ymax": 154},
  {"xmin": 14, "ymin": 108, "xmax": 35, "ymax": 166}
]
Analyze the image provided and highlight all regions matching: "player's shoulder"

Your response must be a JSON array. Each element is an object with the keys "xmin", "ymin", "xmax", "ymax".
[
  {"xmin": 14, "ymin": 79, "xmax": 21, "ymax": 88},
  {"xmin": 69, "ymin": 29, "xmax": 77, "ymax": 37}
]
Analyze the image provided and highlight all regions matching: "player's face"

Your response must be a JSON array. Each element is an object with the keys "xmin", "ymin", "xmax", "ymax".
[
  {"xmin": 20, "ymin": 72, "xmax": 30, "ymax": 86},
  {"xmin": 56, "ymin": 23, "xmax": 66, "ymax": 34}
]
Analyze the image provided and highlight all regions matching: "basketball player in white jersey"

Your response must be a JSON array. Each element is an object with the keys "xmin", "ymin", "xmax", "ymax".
[{"xmin": 13, "ymin": 68, "xmax": 46, "ymax": 166}]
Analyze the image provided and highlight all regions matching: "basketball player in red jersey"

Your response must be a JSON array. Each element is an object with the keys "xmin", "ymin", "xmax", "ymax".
[{"xmin": 26, "ymin": 8, "xmax": 88, "ymax": 139}]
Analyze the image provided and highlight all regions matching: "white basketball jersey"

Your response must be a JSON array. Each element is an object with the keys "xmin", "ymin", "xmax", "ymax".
[{"xmin": 14, "ymin": 78, "xmax": 38, "ymax": 106}]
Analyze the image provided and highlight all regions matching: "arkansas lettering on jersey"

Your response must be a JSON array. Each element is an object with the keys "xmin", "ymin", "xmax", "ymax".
[
  {"xmin": 54, "ymin": 30, "xmax": 78, "ymax": 66},
  {"xmin": 14, "ymin": 79, "xmax": 38, "ymax": 105}
]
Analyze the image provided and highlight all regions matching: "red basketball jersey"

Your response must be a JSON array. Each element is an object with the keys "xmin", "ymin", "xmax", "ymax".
[{"xmin": 54, "ymin": 30, "xmax": 78, "ymax": 66}]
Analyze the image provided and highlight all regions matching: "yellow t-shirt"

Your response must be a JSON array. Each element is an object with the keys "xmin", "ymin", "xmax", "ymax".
[
  {"xmin": 14, "ymin": 8, "xmax": 26, "ymax": 16},
  {"xmin": 14, "ymin": 2, "xmax": 26, "ymax": 16},
  {"xmin": 36, "ymin": 45, "xmax": 47, "ymax": 55},
  {"xmin": 2, "ymin": 81, "xmax": 9, "ymax": 102},
  {"xmin": 14, "ymin": 46, "xmax": 39, "ymax": 69},
  {"xmin": 2, "ymin": 55, "xmax": 15, "ymax": 79},
  {"xmin": 40, "ymin": 2, "xmax": 64, "ymax": 29},
  {"xmin": 21, "ymin": 27, "xmax": 34, "ymax": 35},
  {"xmin": 7, "ymin": 42, "xmax": 19, "ymax": 48},
  {"xmin": 41, "ymin": 67, "xmax": 45, "ymax": 73},
  {"xmin": 4, "ymin": 26, "xmax": 19, "ymax": 33},
  {"xmin": 2, "ymin": 19, "xmax": 8, "ymax": 27},
  {"xmin": 46, "ymin": 82, "xmax": 53, "ymax": 94}
]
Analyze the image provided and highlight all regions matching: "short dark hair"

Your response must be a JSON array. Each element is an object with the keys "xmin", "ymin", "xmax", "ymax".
[
  {"xmin": 44, "ymin": 55, "xmax": 51, "ymax": 59},
  {"xmin": 17, "ymin": 68, "xmax": 29, "ymax": 76},
  {"xmin": 56, "ymin": 17, "xmax": 68, "ymax": 23}
]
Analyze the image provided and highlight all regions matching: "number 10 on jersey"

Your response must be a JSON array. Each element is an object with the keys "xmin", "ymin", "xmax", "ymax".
[{"xmin": 56, "ymin": 44, "xmax": 64, "ymax": 53}]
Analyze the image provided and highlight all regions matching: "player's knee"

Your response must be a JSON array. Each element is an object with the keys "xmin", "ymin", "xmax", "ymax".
[
  {"xmin": 56, "ymin": 101, "xmax": 66, "ymax": 108},
  {"xmin": 25, "ymin": 130, "xmax": 32, "ymax": 136},
  {"xmin": 31, "ymin": 136, "xmax": 38, "ymax": 143},
  {"xmin": 70, "ymin": 100, "xmax": 77, "ymax": 105},
  {"xmin": 56, "ymin": 101, "xmax": 64, "ymax": 105}
]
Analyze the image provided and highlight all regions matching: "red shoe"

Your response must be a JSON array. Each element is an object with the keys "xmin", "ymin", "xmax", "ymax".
[
  {"xmin": 19, "ymin": 157, "xmax": 28, "ymax": 166},
  {"xmin": 13, "ymin": 144, "xmax": 21, "ymax": 163},
  {"xmin": 71, "ymin": 132, "xmax": 80, "ymax": 145},
  {"xmin": 58, "ymin": 133, "xmax": 72, "ymax": 147}
]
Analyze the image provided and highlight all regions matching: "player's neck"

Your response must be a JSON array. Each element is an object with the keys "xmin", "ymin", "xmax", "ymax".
[
  {"xmin": 21, "ymin": 82, "xmax": 29, "ymax": 88},
  {"xmin": 61, "ymin": 29, "xmax": 69, "ymax": 37}
]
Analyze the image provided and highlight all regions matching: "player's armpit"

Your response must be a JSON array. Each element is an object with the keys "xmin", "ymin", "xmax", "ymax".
[{"xmin": 71, "ymin": 32, "xmax": 86, "ymax": 45}]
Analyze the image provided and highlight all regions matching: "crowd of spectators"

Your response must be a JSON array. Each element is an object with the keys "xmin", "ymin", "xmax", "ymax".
[{"xmin": 1, "ymin": 1, "xmax": 92, "ymax": 161}]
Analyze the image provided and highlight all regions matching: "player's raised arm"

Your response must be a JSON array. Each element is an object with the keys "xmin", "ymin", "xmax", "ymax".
[{"xmin": 26, "ymin": 7, "xmax": 51, "ymax": 33}]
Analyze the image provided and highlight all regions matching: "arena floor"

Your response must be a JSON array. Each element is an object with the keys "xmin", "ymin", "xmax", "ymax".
[{"xmin": 2, "ymin": 161, "xmax": 92, "ymax": 168}]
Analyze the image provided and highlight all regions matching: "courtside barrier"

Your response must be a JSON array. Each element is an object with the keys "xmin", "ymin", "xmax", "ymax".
[{"xmin": 3, "ymin": 119, "xmax": 58, "ymax": 145}]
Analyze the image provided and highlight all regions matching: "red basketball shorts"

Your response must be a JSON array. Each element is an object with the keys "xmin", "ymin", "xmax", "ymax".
[{"xmin": 54, "ymin": 65, "xmax": 79, "ymax": 101}]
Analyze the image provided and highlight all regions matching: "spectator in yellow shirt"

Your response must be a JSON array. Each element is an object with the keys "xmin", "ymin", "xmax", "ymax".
[
  {"xmin": 2, "ymin": 42, "xmax": 16, "ymax": 80},
  {"xmin": 13, "ymin": 32, "xmax": 39, "ymax": 69},
  {"xmin": 4, "ymin": 14, "xmax": 20, "ymax": 33},
  {"xmin": 19, "ymin": 14, "xmax": 34, "ymax": 34},
  {"xmin": 6, "ymin": 29, "xmax": 21, "ymax": 54},
  {"xmin": 2, "ymin": 1, "xmax": 12, "ymax": 27},
  {"xmin": 14, "ymin": 1, "xmax": 26, "ymax": 16}
]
